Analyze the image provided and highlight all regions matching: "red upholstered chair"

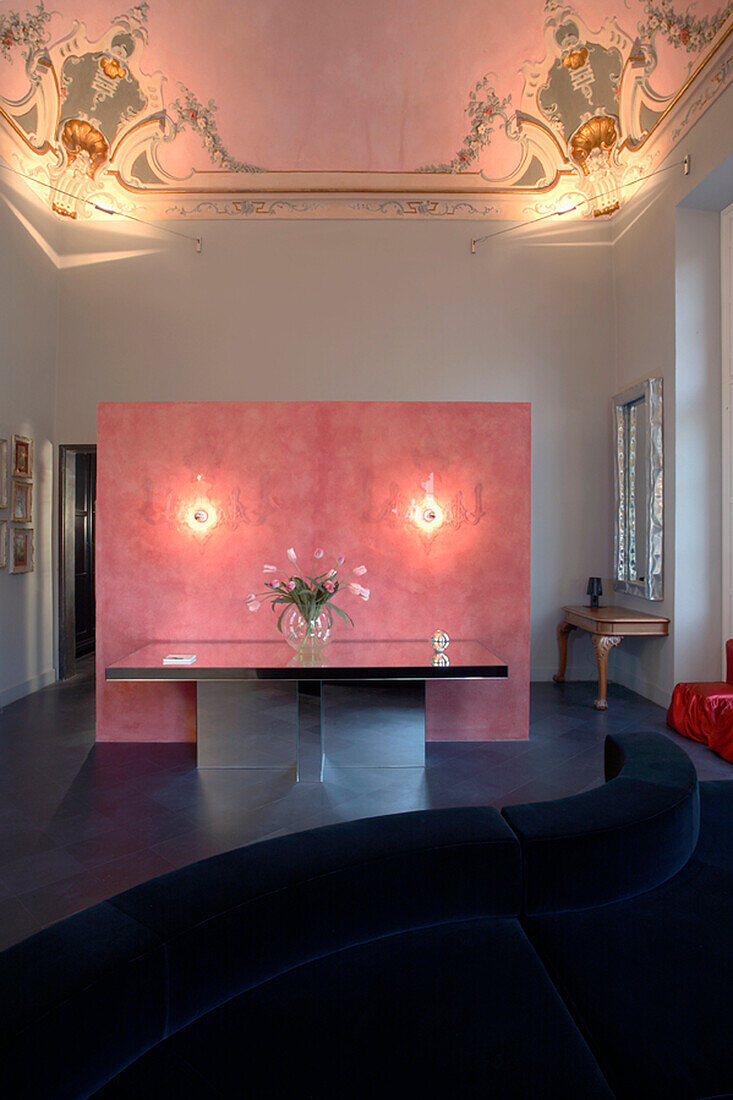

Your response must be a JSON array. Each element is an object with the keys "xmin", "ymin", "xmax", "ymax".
[{"xmin": 667, "ymin": 640, "xmax": 733, "ymax": 762}]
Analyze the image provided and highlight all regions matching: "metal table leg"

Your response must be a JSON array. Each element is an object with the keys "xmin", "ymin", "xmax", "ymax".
[{"xmin": 296, "ymin": 681, "xmax": 324, "ymax": 781}]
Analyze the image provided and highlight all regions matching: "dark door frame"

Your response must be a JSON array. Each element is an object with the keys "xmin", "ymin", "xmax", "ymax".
[{"xmin": 58, "ymin": 443, "xmax": 97, "ymax": 680}]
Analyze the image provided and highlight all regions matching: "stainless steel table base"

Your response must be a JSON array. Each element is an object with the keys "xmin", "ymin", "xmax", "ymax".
[
  {"xmin": 197, "ymin": 681, "xmax": 297, "ymax": 769},
  {"xmin": 197, "ymin": 681, "xmax": 426, "ymax": 780},
  {"xmin": 321, "ymin": 682, "xmax": 425, "ymax": 770},
  {"xmin": 296, "ymin": 682, "xmax": 324, "ymax": 782}
]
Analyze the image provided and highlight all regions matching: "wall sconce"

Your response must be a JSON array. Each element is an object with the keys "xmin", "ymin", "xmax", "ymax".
[
  {"xmin": 181, "ymin": 474, "xmax": 217, "ymax": 534},
  {"xmin": 406, "ymin": 473, "xmax": 445, "ymax": 532},
  {"xmin": 186, "ymin": 474, "xmax": 215, "ymax": 532},
  {"xmin": 141, "ymin": 472, "xmax": 277, "ymax": 545},
  {"xmin": 366, "ymin": 470, "xmax": 486, "ymax": 553}
]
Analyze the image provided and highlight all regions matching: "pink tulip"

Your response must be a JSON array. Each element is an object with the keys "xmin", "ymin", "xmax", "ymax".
[
  {"xmin": 325, "ymin": 579, "xmax": 336, "ymax": 593},
  {"xmin": 286, "ymin": 548, "xmax": 297, "ymax": 563},
  {"xmin": 359, "ymin": 587, "xmax": 370, "ymax": 601},
  {"xmin": 245, "ymin": 594, "xmax": 257, "ymax": 603},
  {"xmin": 287, "ymin": 580, "xmax": 296, "ymax": 591},
  {"xmin": 337, "ymin": 555, "xmax": 345, "ymax": 565},
  {"xmin": 347, "ymin": 582, "xmax": 364, "ymax": 595},
  {"xmin": 314, "ymin": 548, "xmax": 324, "ymax": 559},
  {"xmin": 247, "ymin": 600, "xmax": 261, "ymax": 611},
  {"xmin": 263, "ymin": 564, "xmax": 277, "ymax": 573},
  {"xmin": 326, "ymin": 568, "xmax": 337, "ymax": 578},
  {"xmin": 352, "ymin": 565, "xmax": 367, "ymax": 575},
  {"xmin": 271, "ymin": 580, "xmax": 281, "ymax": 588}
]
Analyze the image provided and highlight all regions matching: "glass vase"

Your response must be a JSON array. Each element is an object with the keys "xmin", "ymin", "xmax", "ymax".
[{"xmin": 282, "ymin": 606, "xmax": 332, "ymax": 650}]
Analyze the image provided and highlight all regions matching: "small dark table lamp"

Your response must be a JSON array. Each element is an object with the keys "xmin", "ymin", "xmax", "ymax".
[{"xmin": 587, "ymin": 577, "xmax": 603, "ymax": 609}]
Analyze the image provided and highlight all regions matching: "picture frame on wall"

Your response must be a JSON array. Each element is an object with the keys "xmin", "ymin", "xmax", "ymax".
[
  {"xmin": 11, "ymin": 435, "xmax": 33, "ymax": 480},
  {"xmin": 0, "ymin": 438, "xmax": 7, "ymax": 509},
  {"xmin": 10, "ymin": 480, "xmax": 32, "ymax": 523},
  {"xmin": 10, "ymin": 527, "xmax": 33, "ymax": 574},
  {"xmin": 0, "ymin": 521, "xmax": 6, "ymax": 569}
]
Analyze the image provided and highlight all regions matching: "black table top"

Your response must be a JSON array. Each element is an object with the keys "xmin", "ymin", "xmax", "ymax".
[{"xmin": 105, "ymin": 640, "xmax": 508, "ymax": 682}]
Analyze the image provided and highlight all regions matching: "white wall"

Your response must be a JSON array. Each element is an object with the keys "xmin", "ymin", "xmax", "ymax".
[
  {"xmin": 723, "ymin": 201, "xmax": 733, "ymax": 658},
  {"xmin": 3, "ymin": 82, "xmax": 728, "ymax": 708},
  {"xmin": 0, "ymin": 192, "xmax": 58, "ymax": 706},
  {"xmin": 54, "ymin": 215, "xmax": 617, "ymax": 681},
  {"xmin": 611, "ymin": 84, "xmax": 733, "ymax": 703},
  {"xmin": 674, "ymin": 208, "xmax": 722, "ymax": 682}
]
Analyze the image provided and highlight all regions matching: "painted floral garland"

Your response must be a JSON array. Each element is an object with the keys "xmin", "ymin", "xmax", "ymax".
[
  {"xmin": 0, "ymin": 1, "xmax": 51, "ymax": 63},
  {"xmin": 417, "ymin": 75, "xmax": 512, "ymax": 173},
  {"xmin": 639, "ymin": 0, "xmax": 732, "ymax": 51},
  {"xmin": 168, "ymin": 83, "xmax": 265, "ymax": 174}
]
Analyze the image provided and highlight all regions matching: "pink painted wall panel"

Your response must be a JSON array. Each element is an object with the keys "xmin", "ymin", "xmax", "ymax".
[{"xmin": 96, "ymin": 401, "xmax": 530, "ymax": 742}]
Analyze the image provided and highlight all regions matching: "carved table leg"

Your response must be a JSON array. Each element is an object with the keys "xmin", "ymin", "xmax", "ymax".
[
  {"xmin": 591, "ymin": 634, "xmax": 622, "ymax": 710},
  {"xmin": 553, "ymin": 620, "xmax": 577, "ymax": 683}
]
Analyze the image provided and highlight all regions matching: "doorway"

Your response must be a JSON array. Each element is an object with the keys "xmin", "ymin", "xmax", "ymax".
[{"xmin": 59, "ymin": 445, "xmax": 97, "ymax": 679}]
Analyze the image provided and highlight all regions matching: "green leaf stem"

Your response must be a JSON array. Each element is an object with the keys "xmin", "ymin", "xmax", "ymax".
[{"xmin": 250, "ymin": 562, "xmax": 359, "ymax": 635}]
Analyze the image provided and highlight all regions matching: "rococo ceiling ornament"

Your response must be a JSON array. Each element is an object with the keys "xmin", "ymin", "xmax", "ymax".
[
  {"xmin": 0, "ymin": 0, "xmax": 261, "ymax": 221},
  {"xmin": 0, "ymin": 1, "xmax": 730, "ymax": 222}
]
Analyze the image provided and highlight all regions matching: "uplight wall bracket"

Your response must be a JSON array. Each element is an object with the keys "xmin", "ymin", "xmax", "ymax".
[{"xmin": 470, "ymin": 154, "xmax": 691, "ymax": 254}]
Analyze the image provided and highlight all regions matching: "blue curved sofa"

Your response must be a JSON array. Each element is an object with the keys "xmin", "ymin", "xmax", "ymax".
[{"xmin": 0, "ymin": 731, "xmax": 731, "ymax": 1099}]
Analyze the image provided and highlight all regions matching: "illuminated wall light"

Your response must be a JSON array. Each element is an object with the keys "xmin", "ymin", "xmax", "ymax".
[
  {"xmin": 185, "ymin": 503, "xmax": 216, "ymax": 534},
  {"xmin": 0, "ymin": 163, "xmax": 203, "ymax": 251},
  {"xmin": 407, "ymin": 473, "xmax": 446, "ymax": 533},
  {"xmin": 185, "ymin": 473, "xmax": 216, "ymax": 533},
  {"xmin": 141, "ymin": 471, "xmax": 275, "ymax": 542},
  {"xmin": 370, "ymin": 469, "xmax": 485, "ymax": 553},
  {"xmin": 470, "ymin": 156, "xmax": 690, "ymax": 253}
]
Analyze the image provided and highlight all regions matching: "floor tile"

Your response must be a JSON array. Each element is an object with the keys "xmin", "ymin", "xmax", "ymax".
[
  {"xmin": 0, "ymin": 897, "xmax": 42, "ymax": 950},
  {"xmin": 0, "ymin": 846, "xmax": 86, "ymax": 895},
  {"xmin": 0, "ymin": 663, "xmax": 730, "ymax": 952}
]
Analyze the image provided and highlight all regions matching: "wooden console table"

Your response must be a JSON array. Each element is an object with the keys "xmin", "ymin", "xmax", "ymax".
[{"xmin": 553, "ymin": 606, "xmax": 670, "ymax": 710}]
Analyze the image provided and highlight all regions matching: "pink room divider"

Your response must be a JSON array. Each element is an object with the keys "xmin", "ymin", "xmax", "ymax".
[{"xmin": 96, "ymin": 401, "xmax": 530, "ymax": 742}]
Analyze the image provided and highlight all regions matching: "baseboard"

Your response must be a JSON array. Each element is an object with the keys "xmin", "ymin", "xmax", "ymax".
[
  {"xmin": 0, "ymin": 668, "xmax": 57, "ymax": 709},
  {"xmin": 531, "ymin": 665, "xmax": 669, "ymax": 708},
  {"xmin": 610, "ymin": 667, "xmax": 671, "ymax": 709},
  {"xmin": 530, "ymin": 664, "xmax": 597, "ymax": 681}
]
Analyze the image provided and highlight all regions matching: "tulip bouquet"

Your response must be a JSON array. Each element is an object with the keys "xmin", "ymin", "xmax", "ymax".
[{"xmin": 245, "ymin": 548, "xmax": 369, "ymax": 644}]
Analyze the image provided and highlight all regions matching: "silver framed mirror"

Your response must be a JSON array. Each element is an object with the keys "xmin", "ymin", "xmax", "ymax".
[{"xmin": 613, "ymin": 377, "xmax": 663, "ymax": 600}]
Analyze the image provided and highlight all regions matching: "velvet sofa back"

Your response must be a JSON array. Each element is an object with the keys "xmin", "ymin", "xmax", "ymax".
[
  {"xmin": 0, "ymin": 806, "xmax": 519, "ymax": 1100},
  {"xmin": 502, "ymin": 732, "xmax": 700, "ymax": 914},
  {"xmin": 0, "ymin": 733, "xmax": 703, "ymax": 1098}
]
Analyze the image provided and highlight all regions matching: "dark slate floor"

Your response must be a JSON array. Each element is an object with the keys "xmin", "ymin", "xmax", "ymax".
[{"xmin": 0, "ymin": 657, "xmax": 730, "ymax": 950}]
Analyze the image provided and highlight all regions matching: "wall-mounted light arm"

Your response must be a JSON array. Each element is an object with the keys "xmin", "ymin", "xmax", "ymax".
[
  {"xmin": 470, "ymin": 155, "xmax": 690, "ymax": 254},
  {"xmin": 0, "ymin": 161, "xmax": 203, "ymax": 253}
]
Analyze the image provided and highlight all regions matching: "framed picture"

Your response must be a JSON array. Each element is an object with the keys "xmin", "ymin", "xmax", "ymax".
[
  {"xmin": 10, "ymin": 527, "xmax": 33, "ymax": 574},
  {"xmin": 0, "ymin": 439, "xmax": 7, "ymax": 509},
  {"xmin": 10, "ymin": 479, "xmax": 32, "ymax": 523},
  {"xmin": 0, "ymin": 521, "xmax": 6, "ymax": 569},
  {"xmin": 11, "ymin": 434, "xmax": 33, "ymax": 480}
]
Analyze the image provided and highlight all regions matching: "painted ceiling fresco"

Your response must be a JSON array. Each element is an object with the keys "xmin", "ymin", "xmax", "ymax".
[{"xmin": 0, "ymin": 0, "xmax": 730, "ymax": 221}]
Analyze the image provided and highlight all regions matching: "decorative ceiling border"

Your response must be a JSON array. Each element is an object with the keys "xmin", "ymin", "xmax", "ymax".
[{"xmin": 0, "ymin": 2, "xmax": 731, "ymax": 222}]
